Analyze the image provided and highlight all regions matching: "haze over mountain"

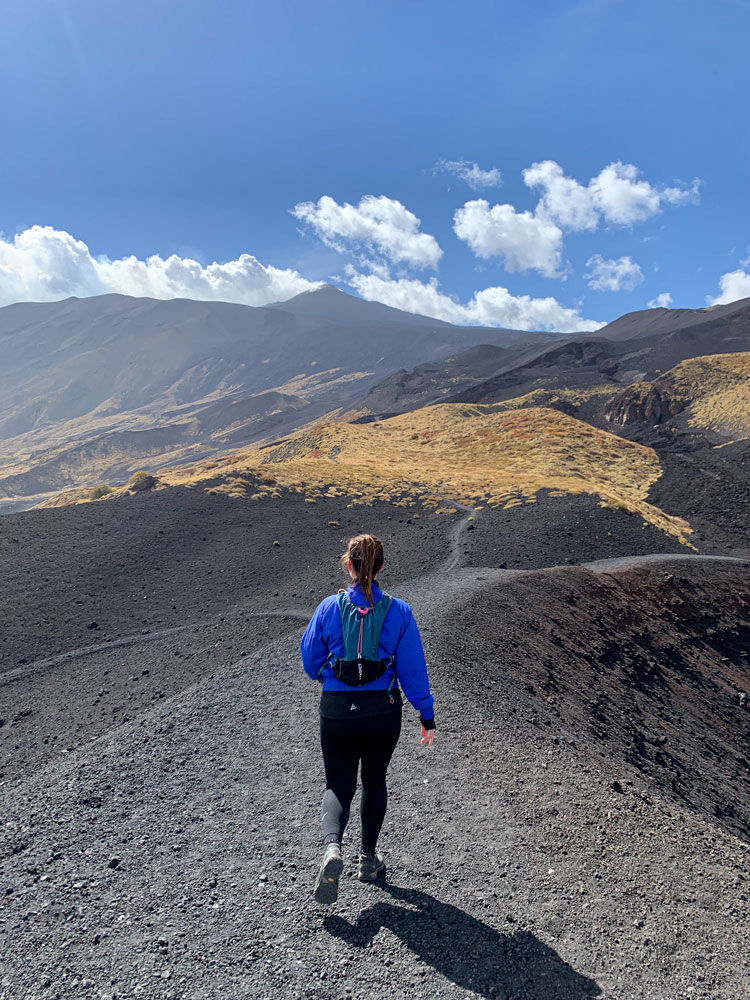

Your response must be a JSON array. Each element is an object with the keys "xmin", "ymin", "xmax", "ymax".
[{"xmin": 0, "ymin": 286, "xmax": 550, "ymax": 506}]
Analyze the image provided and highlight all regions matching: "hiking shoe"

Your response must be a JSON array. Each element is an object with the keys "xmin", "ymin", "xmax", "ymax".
[
  {"xmin": 313, "ymin": 844, "xmax": 344, "ymax": 904},
  {"xmin": 357, "ymin": 851, "xmax": 385, "ymax": 882}
]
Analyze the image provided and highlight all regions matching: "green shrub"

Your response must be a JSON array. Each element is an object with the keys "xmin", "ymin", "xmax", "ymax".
[
  {"xmin": 127, "ymin": 470, "xmax": 150, "ymax": 485},
  {"xmin": 90, "ymin": 484, "xmax": 112, "ymax": 500}
]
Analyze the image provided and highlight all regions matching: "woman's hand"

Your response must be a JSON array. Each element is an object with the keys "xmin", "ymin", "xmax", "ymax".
[{"xmin": 420, "ymin": 725, "xmax": 435, "ymax": 747}]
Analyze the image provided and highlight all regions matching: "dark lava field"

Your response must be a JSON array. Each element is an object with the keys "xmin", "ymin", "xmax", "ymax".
[{"xmin": 1, "ymin": 485, "xmax": 749, "ymax": 1000}]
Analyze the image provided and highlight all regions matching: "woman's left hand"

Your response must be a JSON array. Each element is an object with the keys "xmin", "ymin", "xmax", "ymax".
[{"xmin": 420, "ymin": 725, "xmax": 435, "ymax": 747}]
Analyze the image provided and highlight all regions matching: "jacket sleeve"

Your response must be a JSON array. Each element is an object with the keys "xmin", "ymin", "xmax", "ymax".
[
  {"xmin": 300, "ymin": 600, "xmax": 331, "ymax": 681},
  {"xmin": 393, "ymin": 605, "xmax": 435, "ymax": 727}
]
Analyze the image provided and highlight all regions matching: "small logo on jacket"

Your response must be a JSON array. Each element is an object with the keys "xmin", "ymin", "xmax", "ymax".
[{"xmin": 350, "ymin": 703, "xmax": 357, "ymax": 711}]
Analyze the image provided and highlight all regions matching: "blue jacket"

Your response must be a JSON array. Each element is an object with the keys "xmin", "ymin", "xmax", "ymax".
[{"xmin": 300, "ymin": 581, "xmax": 434, "ymax": 723}]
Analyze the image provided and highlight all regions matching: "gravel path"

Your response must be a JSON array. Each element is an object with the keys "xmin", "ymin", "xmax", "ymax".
[{"xmin": 1, "ymin": 499, "xmax": 749, "ymax": 1000}]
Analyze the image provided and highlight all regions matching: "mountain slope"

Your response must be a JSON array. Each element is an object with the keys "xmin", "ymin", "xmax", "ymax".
[
  {"xmin": 344, "ymin": 342, "xmax": 553, "ymax": 420},
  {"xmin": 353, "ymin": 297, "xmax": 750, "ymax": 419},
  {"xmin": 0, "ymin": 289, "xmax": 540, "ymax": 501},
  {"xmin": 593, "ymin": 296, "xmax": 750, "ymax": 341}
]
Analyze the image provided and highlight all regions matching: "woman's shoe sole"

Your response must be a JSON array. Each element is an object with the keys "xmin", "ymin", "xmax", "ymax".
[{"xmin": 313, "ymin": 854, "xmax": 344, "ymax": 904}]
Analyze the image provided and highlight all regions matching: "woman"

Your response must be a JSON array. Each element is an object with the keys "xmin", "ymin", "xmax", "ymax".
[{"xmin": 300, "ymin": 533, "xmax": 436, "ymax": 905}]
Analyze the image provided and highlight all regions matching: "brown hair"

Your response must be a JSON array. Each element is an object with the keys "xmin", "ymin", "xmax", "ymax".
[{"xmin": 340, "ymin": 534, "xmax": 384, "ymax": 605}]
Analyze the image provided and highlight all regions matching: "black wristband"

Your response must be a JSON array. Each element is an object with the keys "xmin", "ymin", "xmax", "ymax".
[{"xmin": 419, "ymin": 716, "xmax": 435, "ymax": 730}]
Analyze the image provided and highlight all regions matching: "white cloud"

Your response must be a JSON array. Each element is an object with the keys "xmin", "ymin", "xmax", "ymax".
[
  {"xmin": 661, "ymin": 178, "xmax": 702, "ymax": 206},
  {"xmin": 454, "ymin": 161, "xmax": 699, "ymax": 280},
  {"xmin": 707, "ymin": 269, "xmax": 750, "ymax": 305},
  {"xmin": 345, "ymin": 269, "xmax": 602, "ymax": 333},
  {"xmin": 453, "ymin": 199, "xmax": 564, "ymax": 278},
  {"xmin": 588, "ymin": 163, "xmax": 663, "ymax": 225},
  {"xmin": 435, "ymin": 159, "xmax": 502, "ymax": 191},
  {"xmin": 648, "ymin": 292, "xmax": 673, "ymax": 309},
  {"xmin": 0, "ymin": 225, "xmax": 320, "ymax": 308},
  {"xmin": 584, "ymin": 254, "xmax": 644, "ymax": 292},
  {"xmin": 523, "ymin": 160, "xmax": 599, "ymax": 232},
  {"xmin": 291, "ymin": 194, "xmax": 442, "ymax": 269},
  {"xmin": 523, "ymin": 159, "xmax": 701, "ymax": 230},
  {"xmin": 346, "ymin": 271, "xmax": 467, "ymax": 325}
]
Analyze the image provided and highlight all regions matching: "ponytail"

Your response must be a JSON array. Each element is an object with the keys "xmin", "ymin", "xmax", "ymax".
[{"xmin": 340, "ymin": 534, "xmax": 384, "ymax": 605}]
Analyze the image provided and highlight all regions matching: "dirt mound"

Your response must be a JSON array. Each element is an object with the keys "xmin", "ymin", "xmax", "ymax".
[{"xmin": 438, "ymin": 559, "xmax": 750, "ymax": 841}]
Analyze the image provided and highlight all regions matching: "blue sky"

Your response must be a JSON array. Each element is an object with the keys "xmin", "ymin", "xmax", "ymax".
[{"xmin": 0, "ymin": 0, "xmax": 748, "ymax": 330}]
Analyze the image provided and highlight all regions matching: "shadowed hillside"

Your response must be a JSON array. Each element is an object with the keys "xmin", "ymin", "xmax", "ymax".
[{"xmin": 355, "ymin": 298, "xmax": 750, "ymax": 419}]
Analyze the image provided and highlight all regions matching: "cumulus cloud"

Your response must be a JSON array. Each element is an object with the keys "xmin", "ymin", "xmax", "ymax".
[
  {"xmin": 588, "ymin": 163, "xmax": 663, "ymax": 226},
  {"xmin": 523, "ymin": 160, "xmax": 599, "ymax": 232},
  {"xmin": 648, "ymin": 292, "xmax": 673, "ymax": 309},
  {"xmin": 345, "ymin": 268, "xmax": 602, "ymax": 333},
  {"xmin": 0, "ymin": 225, "xmax": 320, "ymax": 308},
  {"xmin": 584, "ymin": 254, "xmax": 644, "ymax": 292},
  {"xmin": 707, "ymin": 269, "xmax": 750, "ymax": 305},
  {"xmin": 524, "ymin": 159, "xmax": 701, "ymax": 230},
  {"xmin": 435, "ymin": 159, "xmax": 503, "ymax": 191},
  {"xmin": 291, "ymin": 194, "xmax": 442, "ymax": 269},
  {"xmin": 453, "ymin": 199, "xmax": 564, "ymax": 278}
]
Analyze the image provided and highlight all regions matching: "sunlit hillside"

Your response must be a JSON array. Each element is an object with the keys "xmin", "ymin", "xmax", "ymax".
[
  {"xmin": 670, "ymin": 352, "xmax": 750, "ymax": 439},
  {"xmin": 496, "ymin": 352, "xmax": 750, "ymax": 443},
  {"xmin": 49, "ymin": 351, "xmax": 750, "ymax": 546},
  {"xmin": 146, "ymin": 402, "xmax": 691, "ymax": 542}
]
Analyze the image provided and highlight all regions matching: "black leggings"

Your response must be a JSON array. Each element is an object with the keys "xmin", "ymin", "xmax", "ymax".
[{"xmin": 319, "ymin": 709, "xmax": 402, "ymax": 855}]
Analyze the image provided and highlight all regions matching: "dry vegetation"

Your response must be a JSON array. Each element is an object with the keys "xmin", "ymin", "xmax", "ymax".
[
  {"xmin": 50, "ymin": 353, "xmax": 750, "ymax": 546},
  {"xmin": 475, "ymin": 383, "xmax": 616, "ymax": 413},
  {"xmin": 343, "ymin": 382, "xmax": 615, "ymax": 424},
  {"xmin": 668, "ymin": 352, "xmax": 750, "ymax": 439},
  {"xmin": 142, "ymin": 401, "xmax": 691, "ymax": 543}
]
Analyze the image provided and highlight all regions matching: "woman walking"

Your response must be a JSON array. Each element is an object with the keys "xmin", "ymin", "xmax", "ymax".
[{"xmin": 300, "ymin": 533, "xmax": 436, "ymax": 904}]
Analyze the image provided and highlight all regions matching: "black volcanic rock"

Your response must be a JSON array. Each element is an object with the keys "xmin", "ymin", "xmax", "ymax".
[
  {"xmin": 350, "ymin": 340, "xmax": 554, "ymax": 418},
  {"xmin": 604, "ymin": 383, "xmax": 687, "ymax": 426},
  {"xmin": 593, "ymin": 296, "xmax": 750, "ymax": 341}
]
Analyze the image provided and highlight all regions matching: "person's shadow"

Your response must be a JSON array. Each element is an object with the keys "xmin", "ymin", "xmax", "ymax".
[{"xmin": 324, "ymin": 881, "xmax": 601, "ymax": 999}]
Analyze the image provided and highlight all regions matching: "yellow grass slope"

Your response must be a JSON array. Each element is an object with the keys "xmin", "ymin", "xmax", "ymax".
[
  {"xmin": 203, "ymin": 402, "xmax": 690, "ymax": 542},
  {"xmin": 669, "ymin": 352, "xmax": 750, "ymax": 439},
  {"xmin": 36, "ymin": 352, "xmax": 750, "ymax": 544}
]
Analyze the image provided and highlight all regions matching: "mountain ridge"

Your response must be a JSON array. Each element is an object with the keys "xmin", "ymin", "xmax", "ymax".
[{"xmin": 0, "ymin": 288, "xmax": 544, "ymax": 503}]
